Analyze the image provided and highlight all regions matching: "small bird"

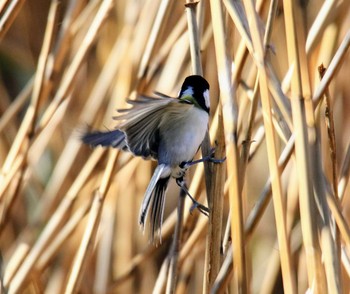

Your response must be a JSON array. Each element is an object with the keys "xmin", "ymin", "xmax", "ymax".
[{"xmin": 82, "ymin": 75, "xmax": 217, "ymax": 242}]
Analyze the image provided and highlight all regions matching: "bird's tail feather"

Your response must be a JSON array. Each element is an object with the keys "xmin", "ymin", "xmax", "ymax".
[
  {"xmin": 81, "ymin": 129, "xmax": 126, "ymax": 148},
  {"xmin": 149, "ymin": 176, "xmax": 169, "ymax": 243},
  {"xmin": 139, "ymin": 164, "xmax": 165, "ymax": 226}
]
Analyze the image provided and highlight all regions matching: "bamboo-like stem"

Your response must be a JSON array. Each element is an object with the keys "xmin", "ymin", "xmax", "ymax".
[
  {"xmin": 224, "ymin": 0, "xmax": 294, "ymax": 137},
  {"xmin": 313, "ymin": 31, "xmax": 350, "ymax": 104},
  {"xmin": 0, "ymin": 77, "xmax": 33, "ymax": 133},
  {"xmin": 305, "ymin": 0, "xmax": 338, "ymax": 53},
  {"xmin": 186, "ymin": 1, "xmax": 225, "ymax": 293},
  {"xmin": 212, "ymin": 144, "xmax": 297, "ymax": 292},
  {"xmin": 36, "ymin": 0, "xmax": 114, "ymax": 134},
  {"xmin": 318, "ymin": 64, "xmax": 342, "ymax": 292},
  {"xmin": 283, "ymin": 0, "xmax": 323, "ymax": 291},
  {"xmin": 64, "ymin": 149, "xmax": 118, "ymax": 294},
  {"xmin": 36, "ymin": 199, "xmax": 92, "ymax": 271},
  {"xmin": 6, "ymin": 148, "xmax": 104, "ymax": 293},
  {"xmin": 209, "ymin": 0, "xmax": 245, "ymax": 292},
  {"xmin": 243, "ymin": 0, "xmax": 296, "ymax": 293},
  {"xmin": 38, "ymin": 32, "xmax": 128, "ymax": 218},
  {"xmin": 339, "ymin": 140, "xmax": 350, "ymax": 202},
  {"xmin": 241, "ymin": 0, "xmax": 277, "ymax": 180},
  {"xmin": 203, "ymin": 107, "xmax": 226, "ymax": 293},
  {"xmin": 0, "ymin": 0, "xmax": 59, "ymax": 186},
  {"xmin": 185, "ymin": 1, "xmax": 203, "ymax": 76},
  {"xmin": 147, "ymin": 15, "xmax": 187, "ymax": 79},
  {"xmin": 326, "ymin": 192, "xmax": 350, "ymax": 248},
  {"xmin": 0, "ymin": 0, "xmax": 25, "ymax": 40},
  {"xmin": 281, "ymin": 2, "xmax": 350, "ymax": 97},
  {"xmin": 260, "ymin": 176, "xmax": 301, "ymax": 293},
  {"xmin": 0, "ymin": 0, "xmax": 59, "ymax": 235},
  {"xmin": 137, "ymin": 0, "xmax": 172, "ymax": 79},
  {"xmin": 166, "ymin": 190, "xmax": 186, "ymax": 294}
]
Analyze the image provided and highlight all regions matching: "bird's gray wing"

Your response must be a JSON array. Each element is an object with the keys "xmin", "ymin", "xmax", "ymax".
[
  {"xmin": 115, "ymin": 95, "xmax": 175, "ymax": 159},
  {"xmin": 81, "ymin": 129, "xmax": 126, "ymax": 149}
]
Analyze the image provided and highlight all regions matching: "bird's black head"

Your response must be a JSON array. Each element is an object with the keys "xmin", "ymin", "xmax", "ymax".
[{"xmin": 179, "ymin": 75, "xmax": 210, "ymax": 113}]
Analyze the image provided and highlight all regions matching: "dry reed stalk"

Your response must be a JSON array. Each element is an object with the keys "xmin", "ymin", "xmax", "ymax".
[
  {"xmin": 39, "ymin": 32, "xmax": 128, "ymax": 218},
  {"xmin": 165, "ymin": 190, "xmax": 185, "ymax": 294},
  {"xmin": 147, "ymin": 15, "xmax": 187, "ymax": 79},
  {"xmin": 244, "ymin": 1, "xmax": 296, "ymax": 293},
  {"xmin": 64, "ymin": 149, "xmax": 118, "ymax": 293},
  {"xmin": 0, "ymin": 0, "xmax": 10, "ymax": 13},
  {"xmin": 164, "ymin": 3, "xmax": 204, "ymax": 292},
  {"xmin": 0, "ymin": 0, "xmax": 58, "ymax": 235},
  {"xmin": 0, "ymin": 0, "xmax": 25, "ymax": 40},
  {"xmin": 283, "ymin": 0, "xmax": 324, "ymax": 292},
  {"xmin": 6, "ymin": 148, "xmax": 105, "ymax": 293},
  {"xmin": 93, "ymin": 187, "xmax": 117, "ymax": 294},
  {"xmin": 1, "ymin": 0, "xmax": 350, "ymax": 293},
  {"xmin": 313, "ymin": 31, "xmax": 350, "ymax": 104},
  {"xmin": 339, "ymin": 140, "xmax": 350, "ymax": 201},
  {"xmin": 318, "ymin": 63, "xmax": 342, "ymax": 292},
  {"xmin": 185, "ymin": 2, "xmax": 226, "ymax": 293},
  {"xmin": 0, "ymin": 77, "xmax": 33, "ymax": 133},
  {"xmin": 260, "ymin": 171, "xmax": 300, "ymax": 293},
  {"xmin": 202, "ymin": 107, "xmax": 226, "ymax": 293},
  {"xmin": 209, "ymin": 1, "xmax": 245, "ymax": 292},
  {"xmin": 36, "ymin": 198, "xmax": 92, "ymax": 271},
  {"xmin": 282, "ymin": 2, "xmax": 350, "ymax": 100},
  {"xmin": 137, "ymin": 0, "xmax": 172, "ymax": 80},
  {"xmin": 37, "ymin": 0, "xmax": 114, "ymax": 133}
]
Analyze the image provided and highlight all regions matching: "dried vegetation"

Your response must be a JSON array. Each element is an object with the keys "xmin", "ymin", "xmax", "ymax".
[{"xmin": 0, "ymin": 0, "xmax": 350, "ymax": 293}]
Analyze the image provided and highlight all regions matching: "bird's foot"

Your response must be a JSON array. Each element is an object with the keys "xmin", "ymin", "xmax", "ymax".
[
  {"xmin": 181, "ymin": 147, "xmax": 226, "ymax": 168},
  {"xmin": 189, "ymin": 200, "xmax": 209, "ymax": 216},
  {"xmin": 176, "ymin": 177, "xmax": 209, "ymax": 217}
]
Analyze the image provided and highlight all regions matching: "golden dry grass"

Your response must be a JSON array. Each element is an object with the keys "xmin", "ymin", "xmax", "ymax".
[{"xmin": 0, "ymin": 0, "xmax": 350, "ymax": 293}]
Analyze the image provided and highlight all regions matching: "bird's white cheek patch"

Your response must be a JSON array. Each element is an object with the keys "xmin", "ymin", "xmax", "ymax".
[
  {"xmin": 181, "ymin": 86, "xmax": 194, "ymax": 97},
  {"xmin": 203, "ymin": 89, "xmax": 210, "ymax": 109}
]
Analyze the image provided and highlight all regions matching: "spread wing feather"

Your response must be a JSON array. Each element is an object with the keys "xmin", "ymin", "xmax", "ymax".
[{"xmin": 114, "ymin": 95, "xmax": 175, "ymax": 159}]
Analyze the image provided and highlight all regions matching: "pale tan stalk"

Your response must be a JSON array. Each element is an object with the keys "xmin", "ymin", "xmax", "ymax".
[
  {"xmin": 203, "ymin": 107, "xmax": 226, "ymax": 293},
  {"xmin": 209, "ymin": 0, "xmax": 244, "ymax": 292},
  {"xmin": 0, "ymin": 0, "xmax": 25, "ymax": 40},
  {"xmin": 0, "ymin": 77, "xmax": 33, "ymax": 133},
  {"xmin": 164, "ymin": 3, "xmax": 204, "ymax": 292},
  {"xmin": 36, "ymin": 199, "xmax": 92, "ymax": 271},
  {"xmin": 186, "ymin": 2, "xmax": 225, "ymax": 293},
  {"xmin": 244, "ymin": 1, "xmax": 296, "ymax": 292},
  {"xmin": 165, "ymin": 192, "xmax": 185, "ymax": 294},
  {"xmin": 283, "ymin": 0, "xmax": 323, "ymax": 291},
  {"xmin": 313, "ymin": 31, "xmax": 350, "ymax": 104},
  {"xmin": 39, "ymin": 32, "xmax": 128, "ymax": 217},
  {"xmin": 64, "ymin": 149, "xmax": 118, "ymax": 294},
  {"xmin": 7, "ymin": 148, "xmax": 104, "ymax": 293},
  {"xmin": 137, "ymin": 0, "xmax": 173, "ymax": 79},
  {"xmin": 147, "ymin": 15, "xmax": 187, "ymax": 79},
  {"xmin": 37, "ymin": 0, "xmax": 114, "ymax": 133},
  {"xmin": 339, "ymin": 140, "xmax": 350, "ymax": 202},
  {"xmin": 1, "ymin": 0, "xmax": 59, "ymax": 183},
  {"xmin": 281, "ymin": 1, "xmax": 350, "ymax": 96}
]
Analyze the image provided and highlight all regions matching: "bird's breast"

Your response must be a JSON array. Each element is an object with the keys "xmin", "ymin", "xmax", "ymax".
[{"xmin": 158, "ymin": 106, "xmax": 208, "ymax": 168}]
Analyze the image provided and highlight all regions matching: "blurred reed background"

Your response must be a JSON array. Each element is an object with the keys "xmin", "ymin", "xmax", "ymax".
[{"xmin": 0, "ymin": 0, "xmax": 350, "ymax": 293}]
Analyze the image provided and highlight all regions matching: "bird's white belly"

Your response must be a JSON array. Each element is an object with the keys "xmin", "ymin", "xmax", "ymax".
[{"xmin": 159, "ymin": 107, "xmax": 208, "ymax": 169}]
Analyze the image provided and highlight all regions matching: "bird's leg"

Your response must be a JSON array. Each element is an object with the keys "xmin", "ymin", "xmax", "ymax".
[
  {"xmin": 176, "ymin": 177, "xmax": 209, "ymax": 216},
  {"xmin": 181, "ymin": 147, "xmax": 226, "ymax": 168}
]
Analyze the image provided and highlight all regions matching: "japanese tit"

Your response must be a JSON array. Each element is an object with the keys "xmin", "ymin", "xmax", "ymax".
[{"xmin": 82, "ymin": 75, "xmax": 211, "ymax": 242}]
